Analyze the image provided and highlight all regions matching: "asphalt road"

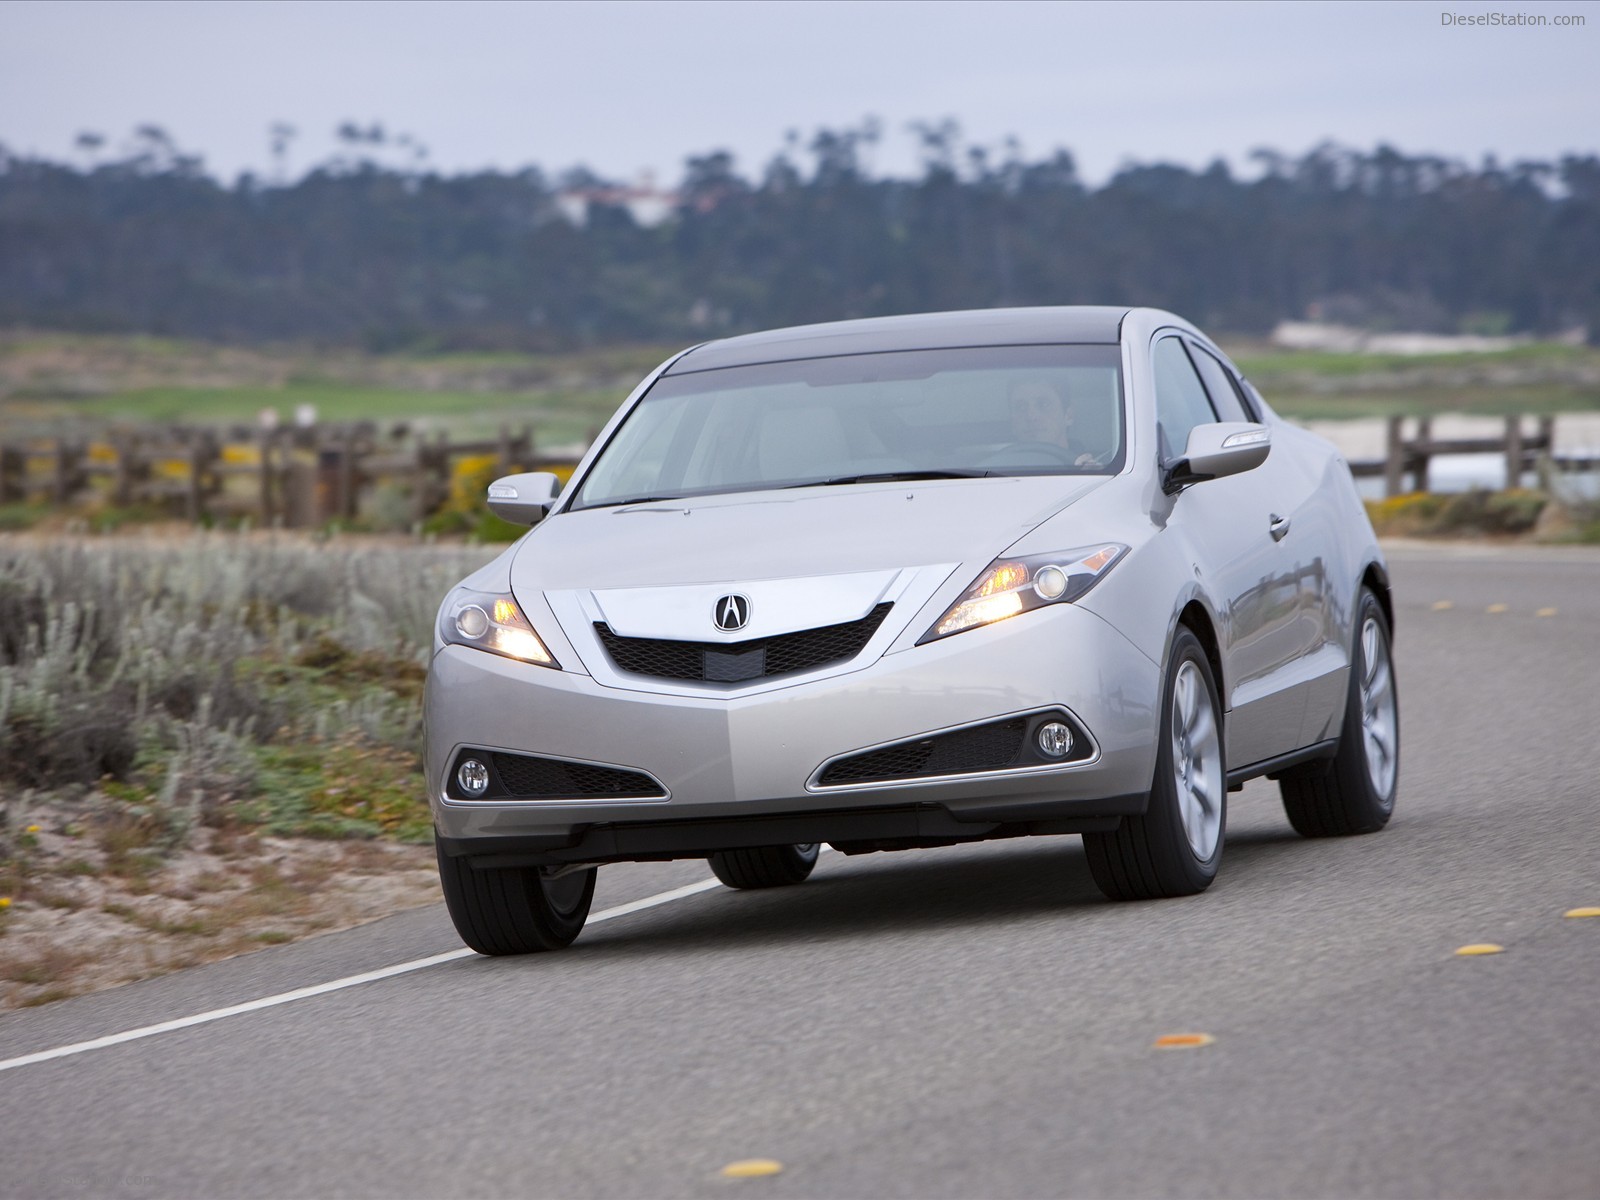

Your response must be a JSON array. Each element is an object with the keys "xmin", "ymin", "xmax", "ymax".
[{"xmin": 2, "ymin": 542, "xmax": 1598, "ymax": 1200}]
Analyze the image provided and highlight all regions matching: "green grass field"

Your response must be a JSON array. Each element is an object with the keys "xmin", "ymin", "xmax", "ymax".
[
  {"xmin": 0, "ymin": 333, "xmax": 675, "ymax": 443},
  {"xmin": 1229, "ymin": 340, "xmax": 1598, "ymax": 378},
  {"xmin": 1224, "ymin": 340, "xmax": 1600, "ymax": 419},
  {"xmin": 3, "ymin": 331, "xmax": 1598, "ymax": 438},
  {"xmin": 38, "ymin": 382, "xmax": 625, "ymax": 446},
  {"xmin": 1253, "ymin": 384, "xmax": 1600, "ymax": 421}
]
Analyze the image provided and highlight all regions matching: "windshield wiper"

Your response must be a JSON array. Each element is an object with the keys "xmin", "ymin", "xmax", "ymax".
[
  {"xmin": 592, "ymin": 471, "xmax": 989, "ymax": 506},
  {"xmin": 797, "ymin": 469, "xmax": 992, "ymax": 488},
  {"xmin": 590, "ymin": 495, "xmax": 686, "ymax": 509}
]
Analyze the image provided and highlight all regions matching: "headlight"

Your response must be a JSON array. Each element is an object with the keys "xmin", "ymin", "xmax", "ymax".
[
  {"xmin": 438, "ymin": 588, "xmax": 559, "ymax": 668},
  {"xmin": 919, "ymin": 543, "xmax": 1128, "ymax": 643}
]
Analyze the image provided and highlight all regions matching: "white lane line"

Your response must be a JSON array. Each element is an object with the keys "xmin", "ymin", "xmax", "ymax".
[{"xmin": 0, "ymin": 875, "xmax": 724, "ymax": 1075}]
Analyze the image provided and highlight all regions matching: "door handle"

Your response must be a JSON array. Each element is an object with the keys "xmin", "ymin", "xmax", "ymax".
[{"xmin": 1269, "ymin": 513, "xmax": 1290, "ymax": 542}]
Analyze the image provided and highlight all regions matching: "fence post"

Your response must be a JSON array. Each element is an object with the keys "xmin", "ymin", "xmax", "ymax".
[
  {"xmin": 1413, "ymin": 417, "xmax": 1432, "ymax": 493},
  {"xmin": 1504, "ymin": 415, "xmax": 1523, "ymax": 490},
  {"xmin": 53, "ymin": 440, "xmax": 84, "ymax": 505},
  {"xmin": 1383, "ymin": 417, "xmax": 1405, "ymax": 498},
  {"xmin": 411, "ymin": 440, "xmax": 429, "ymax": 523},
  {"xmin": 284, "ymin": 460, "xmax": 315, "ymax": 528},
  {"xmin": 0, "ymin": 443, "xmax": 22, "ymax": 503},
  {"xmin": 186, "ymin": 431, "xmax": 215, "ymax": 522},
  {"xmin": 412, "ymin": 435, "xmax": 449, "ymax": 523},
  {"xmin": 337, "ymin": 427, "xmax": 357, "ymax": 518},
  {"xmin": 435, "ymin": 431, "xmax": 450, "ymax": 514},
  {"xmin": 112, "ymin": 433, "xmax": 134, "ymax": 506},
  {"xmin": 257, "ymin": 429, "xmax": 276, "ymax": 525}
]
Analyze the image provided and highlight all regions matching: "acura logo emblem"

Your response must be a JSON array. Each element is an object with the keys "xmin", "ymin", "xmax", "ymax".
[{"xmin": 713, "ymin": 593, "xmax": 751, "ymax": 632}]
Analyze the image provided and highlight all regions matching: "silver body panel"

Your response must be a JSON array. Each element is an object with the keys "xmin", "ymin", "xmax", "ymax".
[
  {"xmin": 427, "ymin": 597, "xmax": 1159, "ymax": 841},
  {"xmin": 424, "ymin": 306, "xmax": 1387, "ymax": 860}
]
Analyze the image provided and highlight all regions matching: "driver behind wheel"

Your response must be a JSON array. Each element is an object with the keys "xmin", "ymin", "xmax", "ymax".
[{"xmin": 1007, "ymin": 377, "xmax": 1100, "ymax": 466}]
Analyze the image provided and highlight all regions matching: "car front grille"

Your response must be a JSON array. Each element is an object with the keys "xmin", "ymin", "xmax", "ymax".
[
  {"xmin": 490, "ymin": 752, "xmax": 665, "ymax": 799},
  {"xmin": 593, "ymin": 602, "xmax": 892, "ymax": 683},
  {"xmin": 816, "ymin": 717, "xmax": 1030, "ymax": 786}
]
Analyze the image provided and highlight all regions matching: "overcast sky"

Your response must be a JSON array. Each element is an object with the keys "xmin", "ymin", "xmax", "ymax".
[{"xmin": 1, "ymin": 0, "xmax": 1595, "ymax": 186}]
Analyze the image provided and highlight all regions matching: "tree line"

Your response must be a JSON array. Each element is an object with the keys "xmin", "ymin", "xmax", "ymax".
[{"xmin": 1, "ymin": 124, "xmax": 1596, "ymax": 348}]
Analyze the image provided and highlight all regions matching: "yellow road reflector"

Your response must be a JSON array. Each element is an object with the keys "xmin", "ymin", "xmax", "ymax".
[
  {"xmin": 1485, "ymin": 603, "xmax": 1508, "ymax": 614},
  {"xmin": 1537, "ymin": 607, "xmax": 1558, "ymax": 618},
  {"xmin": 1564, "ymin": 907, "xmax": 1600, "ymax": 919},
  {"xmin": 721, "ymin": 1160, "xmax": 784, "ymax": 1179},
  {"xmin": 1455, "ymin": 943, "xmax": 1504, "ymax": 956},
  {"xmin": 1430, "ymin": 600, "xmax": 1454, "ymax": 611},
  {"xmin": 1153, "ymin": 1033, "xmax": 1215, "ymax": 1049}
]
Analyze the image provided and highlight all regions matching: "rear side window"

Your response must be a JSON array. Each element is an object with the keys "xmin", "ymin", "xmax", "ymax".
[
  {"xmin": 1186, "ymin": 342, "xmax": 1253, "ymax": 423},
  {"xmin": 1238, "ymin": 376, "xmax": 1268, "ymax": 417},
  {"xmin": 1152, "ymin": 336, "xmax": 1217, "ymax": 461}
]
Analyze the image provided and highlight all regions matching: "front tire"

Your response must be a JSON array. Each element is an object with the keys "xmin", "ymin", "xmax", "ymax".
[
  {"xmin": 1084, "ymin": 627, "xmax": 1226, "ymax": 900},
  {"xmin": 708, "ymin": 844, "xmax": 820, "ymax": 889},
  {"xmin": 1279, "ymin": 588, "xmax": 1399, "ymax": 836},
  {"xmin": 436, "ymin": 838, "xmax": 596, "ymax": 955}
]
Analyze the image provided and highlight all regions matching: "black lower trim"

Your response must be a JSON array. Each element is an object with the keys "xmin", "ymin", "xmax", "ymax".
[
  {"xmin": 814, "ymin": 709, "xmax": 1092, "ymax": 787},
  {"xmin": 446, "ymin": 748, "xmax": 666, "ymax": 801},
  {"xmin": 1226, "ymin": 739, "xmax": 1339, "ymax": 789},
  {"xmin": 438, "ymin": 792, "xmax": 1148, "ymax": 869}
]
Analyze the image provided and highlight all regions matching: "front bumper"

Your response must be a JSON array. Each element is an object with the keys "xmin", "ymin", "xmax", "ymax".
[{"xmin": 424, "ymin": 602, "xmax": 1160, "ymax": 864}]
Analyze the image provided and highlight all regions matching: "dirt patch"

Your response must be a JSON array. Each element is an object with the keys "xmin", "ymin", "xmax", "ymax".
[{"xmin": 0, "ymin": 821, "xmax": 441, "ymax": 1010}]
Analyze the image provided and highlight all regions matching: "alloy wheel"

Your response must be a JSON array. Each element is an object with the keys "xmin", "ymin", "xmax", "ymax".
[
  {"xmin": 1171, "ymin": 659, "xmax": 1223, "ymax": 860},
  {"xmin": 1359, "ymin": 616, "xmax": 1398, "ymax": 800}
]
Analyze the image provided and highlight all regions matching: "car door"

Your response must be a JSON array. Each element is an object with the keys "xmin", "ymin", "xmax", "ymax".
[
  {"xmin": 1208, "ymin": 347, "xmax": 1350, "ymax": 749},
  {"xmin": 1188, "ymin": 338, "xmax": 1330, "ymax": 665},
  {"xmin": 1152, "ymin": 332, "xmax": 1310, "ymax": 768}
]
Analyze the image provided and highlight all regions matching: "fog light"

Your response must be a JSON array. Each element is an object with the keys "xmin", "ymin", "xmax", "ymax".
[
  {"xmin": 1034, "ymin": 565, "xmax": 1069, "ymax": 600},
  {"xmin": 1037, "ymin": 722, "xmax": 1074, "ymax": 758},
  {"xmin": 457, "ymin": 758, "xmax": 490, "ymax": 796},
  {"xmin": 455, "ymin": 604, "xmax": 489, "ymax": 639}
]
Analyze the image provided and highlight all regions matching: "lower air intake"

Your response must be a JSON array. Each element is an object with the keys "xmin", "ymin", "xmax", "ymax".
[
  {"xmin": 817, "ymin": 717, "xmax": 1030, "ymax": 786},
  {"xmin": 490, "ymin": 752, "xmax": 665, "ymax": 799}
]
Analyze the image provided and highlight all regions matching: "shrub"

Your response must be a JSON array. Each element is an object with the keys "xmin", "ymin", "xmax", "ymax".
[
  {"xmin": 0, "ymin": 534, "xmax": 496, "ymax": 861},
  {"xmin": 1365, "ymin": 488, "xmax": 1549, "ymax": 537},
  {"xmin": 424, "ymin": 454, "xmax": 528, "ymax": 542}
]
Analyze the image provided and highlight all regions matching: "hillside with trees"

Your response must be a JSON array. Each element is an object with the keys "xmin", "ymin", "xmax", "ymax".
[{"xmin": 1, "ymin": 124, "xmax": 1596, "ymax": 348}]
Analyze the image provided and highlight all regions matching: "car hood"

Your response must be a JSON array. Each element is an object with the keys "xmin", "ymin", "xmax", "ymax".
[
  {"xmin": 515, "ymin": 476, "xmax": 1104, "ymax": 590},
  {"xmin": 510, "ymin": 476, "xmax": 1106, "ymax": 652}
]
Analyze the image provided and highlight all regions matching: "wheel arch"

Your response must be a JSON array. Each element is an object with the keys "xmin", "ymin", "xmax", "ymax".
[
  {"xmin": 1361, "ymin": 559, "xmax": 1394, "ymax": 638},
  {"xmin": 1176, "ymin": 599, "xmax": 1225, "ymax": 719}
]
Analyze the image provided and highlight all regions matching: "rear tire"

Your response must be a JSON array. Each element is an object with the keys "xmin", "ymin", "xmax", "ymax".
[
  {"xmin": 708, "ymin": 844, "xmax": 820, "ymax": 889},
  {"xmin": 1084, "ymin": 628, "xmax": 1225, "ymax": 900},
  {"xmin": 1280, "ymin": 588, "xmax": 1398, "ymax": 836},
  {"xmin": 435, "ymin": 838, "xmax": 595, "ymax": 955}
]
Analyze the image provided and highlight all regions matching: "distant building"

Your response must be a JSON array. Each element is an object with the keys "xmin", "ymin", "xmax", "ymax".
[
  {"xmin": 556, "ymin": 172, "xmax": 681, "ymax": 227},
  {"xmin": 1270, "ymin": 321, "xmax": 1556, "ymax": 355}
]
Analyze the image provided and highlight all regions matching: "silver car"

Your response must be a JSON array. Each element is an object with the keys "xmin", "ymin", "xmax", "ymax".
[{"xmin": 425, "ymin": 307, "xmax": 1399, "ymax": 954}]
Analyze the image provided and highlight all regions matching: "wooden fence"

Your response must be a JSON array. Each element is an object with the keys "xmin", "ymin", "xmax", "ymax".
[
  {"xmin": 0, "ymin": 423, "xmax": 587, "ymax": 527},
  {"xmin": 1351, "ymin": 415, "xmax": 1597, "ymax": 497},
  {"xmin": 4, "ymin": 414, "xmax": 1596, "ymax": 522}
]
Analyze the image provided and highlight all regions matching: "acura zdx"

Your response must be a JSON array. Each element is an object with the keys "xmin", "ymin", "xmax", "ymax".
[{"xmin": 424, "ymin": 307, "xmax": 1399, "ymax": 954}]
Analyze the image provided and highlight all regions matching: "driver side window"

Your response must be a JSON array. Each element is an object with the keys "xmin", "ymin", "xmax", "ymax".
[{"xmin": 1152, "ymin": 336, "xmax": 1218, "ymax": 462}]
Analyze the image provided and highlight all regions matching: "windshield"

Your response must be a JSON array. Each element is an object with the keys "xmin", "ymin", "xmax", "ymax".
[{"xmin": 571, "ymin": 345, "xmax": 1125, "ymax": 510}]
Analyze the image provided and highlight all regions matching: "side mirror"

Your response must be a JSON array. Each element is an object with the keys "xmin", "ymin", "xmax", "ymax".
[
  {"xmin": 1162, "ymin": 423, "xmax": 1271, "ymax": 495},
  {"xmin": 486, "ymin": 472, "xmax": 561, "ymax": 525}
]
